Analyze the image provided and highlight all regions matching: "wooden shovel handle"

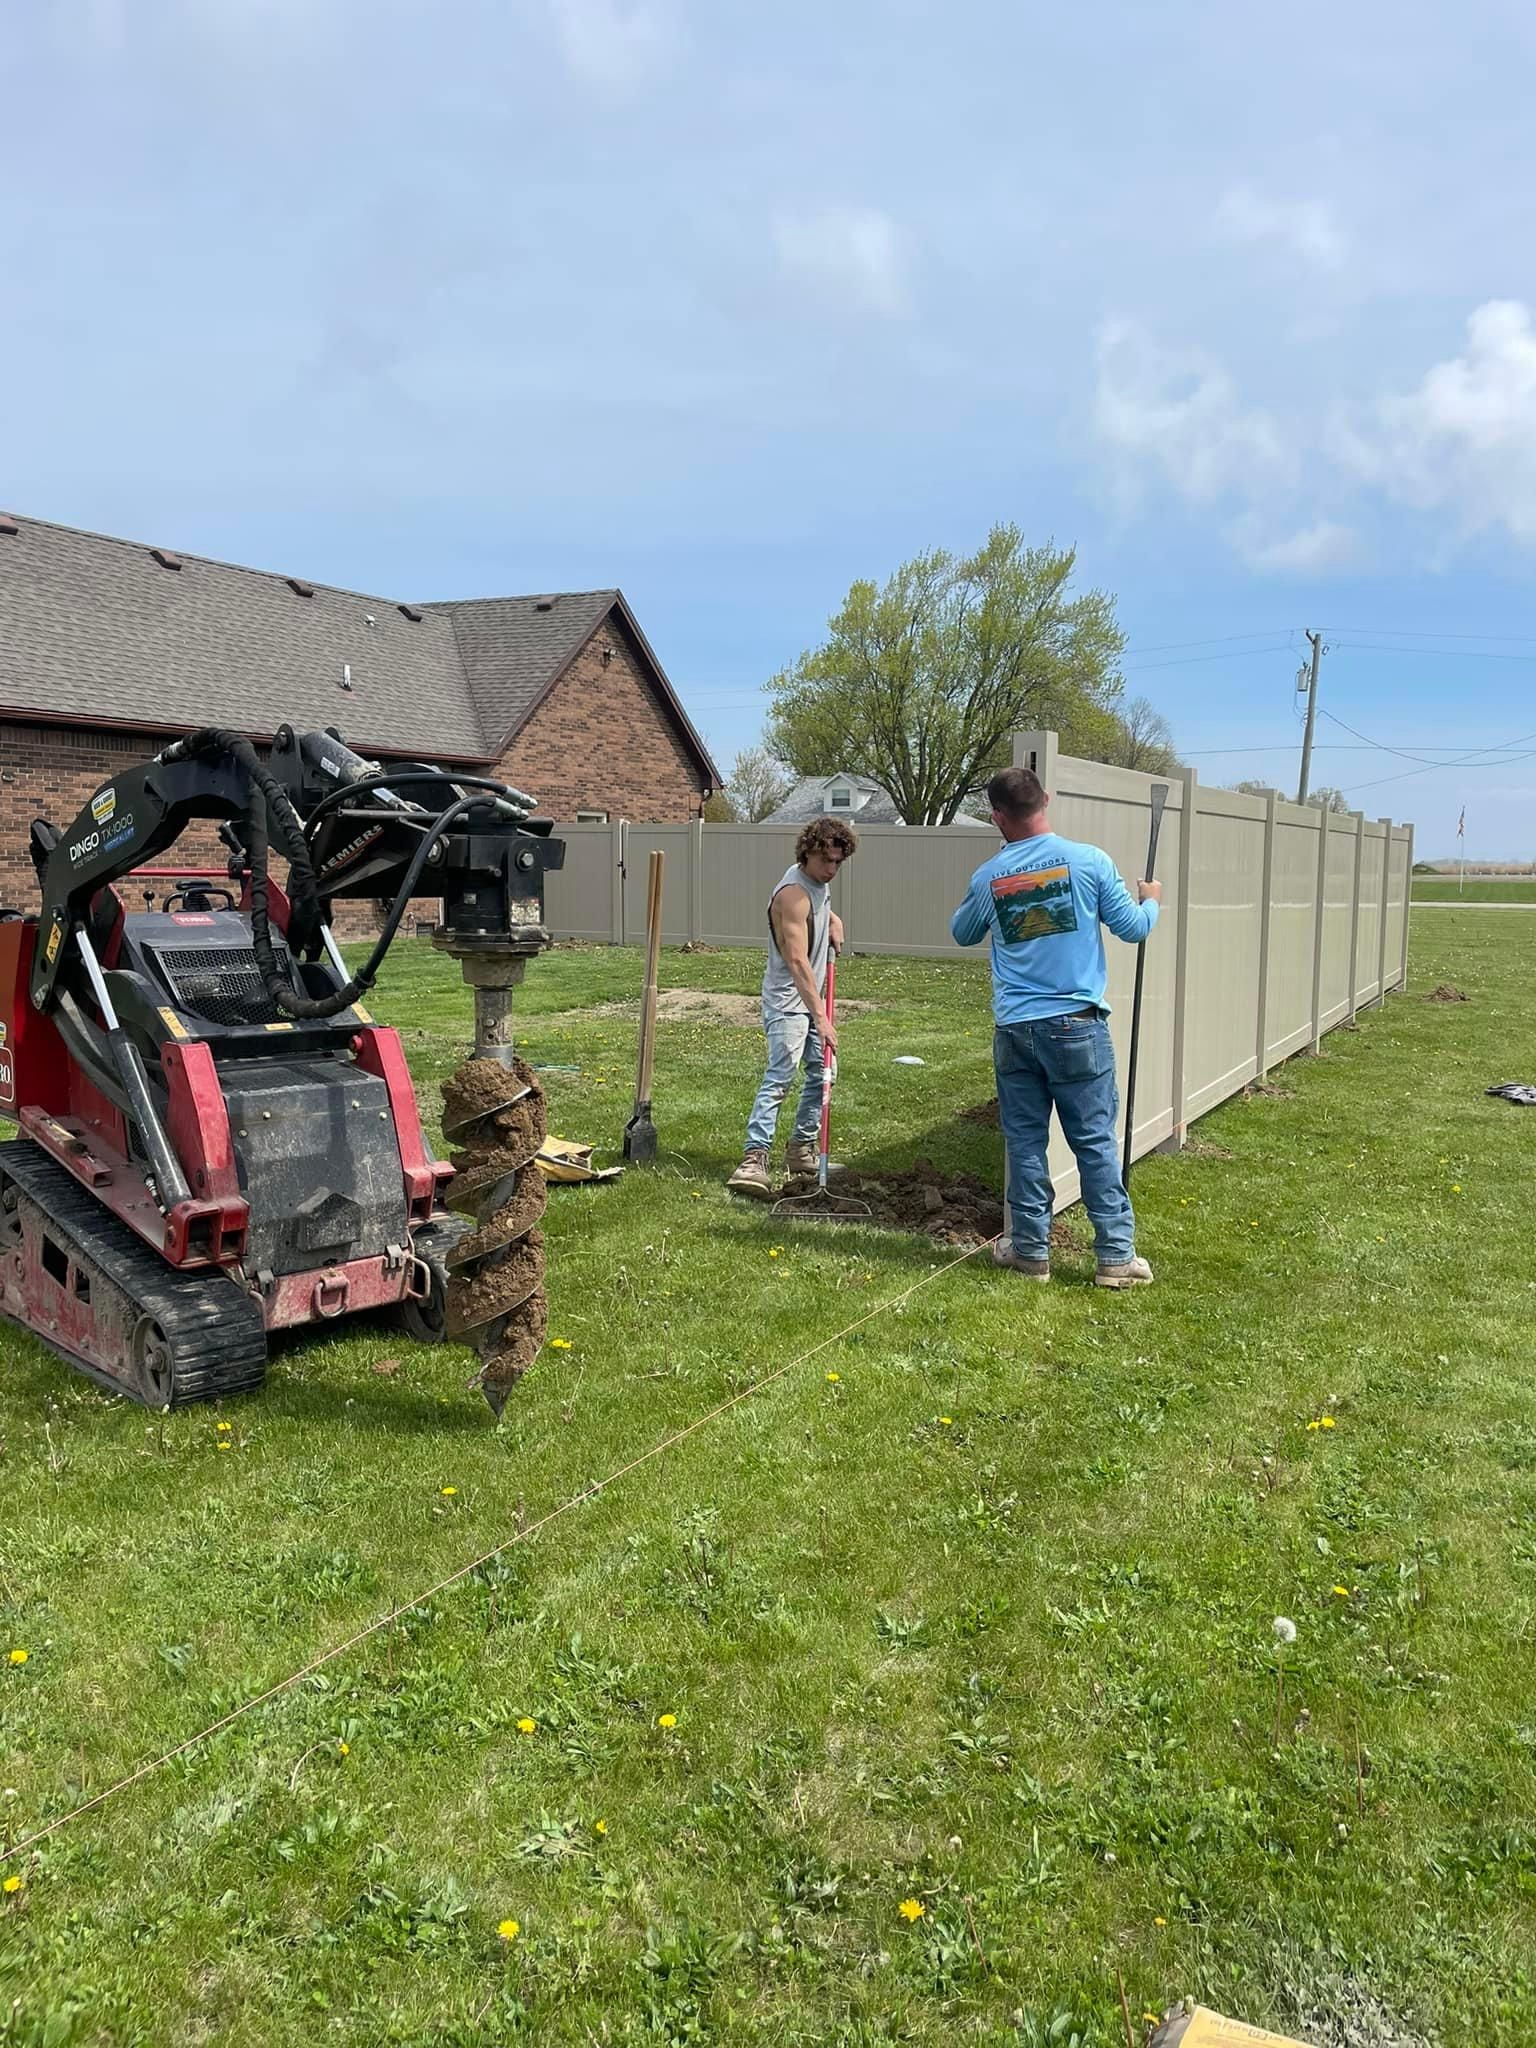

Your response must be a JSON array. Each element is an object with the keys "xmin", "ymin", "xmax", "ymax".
[{"xmin": 635, "ymin": 850, "xmax": 665, "ymax": 1103}]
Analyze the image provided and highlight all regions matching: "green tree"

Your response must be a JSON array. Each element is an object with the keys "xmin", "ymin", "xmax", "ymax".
[
  {"xmin": 765, "ymin": 526, "xmax": 1125, "ymax": 826},
  {"xmin": 723, "ymin": 745, "xmax": 792, "ymax": 822},
  {"xmin": 1105, "ymin": 693, "xmax": 1179, "ymax": 775}
]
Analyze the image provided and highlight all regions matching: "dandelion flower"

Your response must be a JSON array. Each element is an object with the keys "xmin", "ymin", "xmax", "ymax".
[
  {"xmin": 1273, "ymin": 1616, "xmax": 1297, "ymax": 1645},
  {"xmin": 217, "ymin": 1420, "xmax": 232, "ymax": 1432},
  {"xmin": 898, "ymin": 1897, "xmax": 925, "ymax": 1922},
  {"xmin": 1452, "ymin": 1183, "xmax": 1462, "ymax": 1194},
  {"xmin": 1320, "ymin": 1416, "xmax": 1336, "ymax": 1430},
  {"xmin": 516, "ymin": 1717, "xmax": 536, "ymax": 1735},
  {"xmin": 497, "ymin": 1917, "xmax": 520, "ymax": 1941},
  {"xmin": 594, "ymin": 1819, "xmax": 608, "ymax": 1835},
  {"xmin": 7, "ymin": 1650, "xmax": 26, "ymax": 1667},
  {"xmin": 2, "ymin": 1875, "xmax": 21, "ymax": 1895},
  {"xmin": 939, "ymin": 1416, "xmax": 953, "ymax": 1427},
  {"xmin": 337, "ymin": 1740, "xmax": 351, "ymax": 1756},
  {"xmin": 825, "ymin": 1371, "xmax": 840, "ymax": 1383},
  {"xmin": 549, "ymin": 1338, "xmax": 573, "ymax": 1351},
  {"xmin": 1153, "ymin": 1915, "xmax": 1167, "ymax": 1927},
  {"xmin": 689, "ymin": 1191, "xmax": 702, "ymax": 1201},
  {"xmin": 440, "ymin": 1485, "xmax": 457, "ymax": 1497},
  {"xmin": 657, "ymin": 1712, "xmax": 677, "ymax": 1730},
  {"xmin": 1332, "ymin": 1586, "xmax": 1351, "ymax": 1599},
  {"xmin": 768, "ymin": 1248, "xmax": 781, "ymax": 1259},
  {"xmin": 217, "ymin": 1441, "xmax": 232, "ymax": 1452}
]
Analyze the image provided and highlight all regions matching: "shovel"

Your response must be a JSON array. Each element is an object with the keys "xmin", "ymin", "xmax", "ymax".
[
  {"xmin": 622, "ymin": 849, "xmax": 665, "ymax": 1164},
  {"xmin": 1121, "ymin": 781, "xmax": 1169, "ymax": 1191}
]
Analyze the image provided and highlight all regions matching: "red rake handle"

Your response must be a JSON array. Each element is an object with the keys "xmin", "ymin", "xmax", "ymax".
[{"xmin": 818, "ymin": 955, "xmax": 837, "ymax": 1188}]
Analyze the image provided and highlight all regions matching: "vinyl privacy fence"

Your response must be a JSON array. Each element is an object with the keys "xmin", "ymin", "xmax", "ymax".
[{"xmin": 544, "ymin": 730, "xmax": 1414, "ymax": 1197}]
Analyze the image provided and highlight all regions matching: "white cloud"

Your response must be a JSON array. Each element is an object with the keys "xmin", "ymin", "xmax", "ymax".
[
  {"xmin": 1216, "ymin": 184, "xmax": 1347, "ymax": 271},
  {"xmin": 1092, "ymin": 319, "xmax": 1293, "ymax": 508},
  {"xmin": 772, "ymin": 205, "xmax": 908, "ymax": 318},
  {"xmin": 1240, "ymin": 520, "xmax": 1361, "ymax": 575},
  {"xmin": 1344, "ymin": 299, "xmax": 1536, "ymax": 542},
  {"xmin": 545, "ymin": 0, "xmax": 674, "ymax": 91}
]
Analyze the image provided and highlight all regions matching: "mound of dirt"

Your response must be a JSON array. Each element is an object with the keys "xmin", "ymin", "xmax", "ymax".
[
  {"xmin": 959, "ymin": 1097, "xmax": 1000, "ymax": 1126},
  {"xmin": 778, "ymin": 1157, "xmax": 1004, "ymax": 1245},
  {"xmin": 543, "ymin": 988, "xmax": 878, "ymax": 1030},
  {"xmin": 1426, "ymin": 983, "xmax": 1469, "ymax": 1003}
]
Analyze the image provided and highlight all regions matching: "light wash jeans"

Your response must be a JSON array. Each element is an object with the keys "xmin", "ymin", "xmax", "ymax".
[
  {"xmin": 745, "ymin": 1010, "xmax": 826, "ymax": 1152},
  {"xmin": 994, "ymin": 1011, "xmax": 1135, "ymax": 1265}
]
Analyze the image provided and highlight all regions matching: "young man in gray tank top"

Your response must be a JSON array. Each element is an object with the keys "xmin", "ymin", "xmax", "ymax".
[{"xmin": 728, "ymin": 815, "xmax": 860, "ymax": 1198}]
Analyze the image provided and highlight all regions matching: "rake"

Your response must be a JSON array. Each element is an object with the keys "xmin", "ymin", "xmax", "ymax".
[{"xmin": 772, "ymin": 954, "xmax": 871, "ymax": 1225}]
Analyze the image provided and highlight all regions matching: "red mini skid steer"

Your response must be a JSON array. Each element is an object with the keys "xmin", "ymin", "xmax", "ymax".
[{"xmin": 0, "ymin": 723, "xmax": 562, "ymax": 1411}]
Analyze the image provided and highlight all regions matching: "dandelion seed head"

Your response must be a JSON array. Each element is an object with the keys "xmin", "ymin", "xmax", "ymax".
[{"xmin": 1273, "ymin": 1616, "xmax": 1297, "ymax": 1645}]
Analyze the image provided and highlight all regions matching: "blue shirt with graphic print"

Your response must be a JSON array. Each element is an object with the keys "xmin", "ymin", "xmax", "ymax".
[{"xmin": 949, "ymin": 830, "xmax": 1159, "ymax": 1024}]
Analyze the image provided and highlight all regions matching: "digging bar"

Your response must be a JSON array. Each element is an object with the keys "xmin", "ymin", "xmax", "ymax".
[
  {"xmin": 622, "ymin": 848, "xmax": 665, "ymax": 1164},
  {"xmin": 1120, "ymin": 782, "xmax": 1169, "ymax": 1192}
]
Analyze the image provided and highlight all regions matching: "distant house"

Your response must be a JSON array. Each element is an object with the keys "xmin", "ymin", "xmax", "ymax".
[
  {"xmin": 763, "ymin": 771, "xmax": 989, "ymax": 828},
  {"xmin": 0, "ymin": 512, "xmax": 722, "ymax": 908}
]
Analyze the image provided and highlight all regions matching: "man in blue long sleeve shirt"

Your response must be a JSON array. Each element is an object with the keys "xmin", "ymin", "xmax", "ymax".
[{"xmin": 951, "ymin": 765, "xmax": 1161, "ymax": 1288}]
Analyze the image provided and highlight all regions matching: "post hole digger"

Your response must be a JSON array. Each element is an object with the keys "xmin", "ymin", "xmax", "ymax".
[{"xmin": 0, "ymin": 722, "xmax": 563, "ymax": 1415}]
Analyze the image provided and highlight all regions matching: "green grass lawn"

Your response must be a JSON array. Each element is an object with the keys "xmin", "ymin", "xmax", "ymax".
[
  {"xmin": 4, "ymin": 917, "xmax": 1535, "ymax": 2046},
  {"xmin": 1412, "ymin": 875, "xmax": 1536, "ymax": 902}
]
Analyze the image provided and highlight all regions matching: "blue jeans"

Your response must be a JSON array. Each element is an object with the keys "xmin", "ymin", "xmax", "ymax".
[
  {"xmin": 994, "ymin": 1012, "xmax": 1135, "ymax": 1264},
  {"xmin": 746, "ymin": 1011, "xmax": 826, "ymax": 1152}
]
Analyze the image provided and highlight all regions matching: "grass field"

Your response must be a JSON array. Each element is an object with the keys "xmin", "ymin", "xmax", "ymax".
[
  {"xmin": 1412, "ymin": 876, "xmax": 1536, "ymax": 902},
  {"xmin": 3, "ymin": 914, "xmax": 1535, "ymax": 2046}
]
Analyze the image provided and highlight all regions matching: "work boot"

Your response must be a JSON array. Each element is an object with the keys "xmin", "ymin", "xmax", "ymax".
[
  {"xmin": 992, "ymin": 1243, "xmax": 1051, "ymax": 1282},
  {"xmin": 1095, "ymin": 1255, "xmax": 1155, "ymax": 1290},
  {"xmin": 727, "ymin": 1148, "xmax": 774, "ymax": 1200},
  {"xmin": 785, "ymin": 1140, "xmax": 819, "ymax": 1177}
]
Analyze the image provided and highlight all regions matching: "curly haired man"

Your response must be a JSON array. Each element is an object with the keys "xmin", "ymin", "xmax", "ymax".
[{"xmin": 727, "ymin": 814, "xmax": 859, "ymax": 1197}]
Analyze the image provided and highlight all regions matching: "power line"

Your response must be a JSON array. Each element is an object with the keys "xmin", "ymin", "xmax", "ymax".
[
  {"xmin": 1321, "ymin": 624, "xmax": 1536, "ymax": 646},
  {"xmin": 1329, "ymin": 640, "xmax": 1536, "ymax": 664}
]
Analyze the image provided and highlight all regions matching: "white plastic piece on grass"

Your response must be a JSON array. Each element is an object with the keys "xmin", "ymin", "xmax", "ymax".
[{"xmin": 892, "ymin": 1056, "xmax": 926, "ymax": 1066}]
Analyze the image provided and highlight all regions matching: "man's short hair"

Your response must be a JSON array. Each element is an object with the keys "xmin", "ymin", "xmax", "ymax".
[
  {"xmin": 796, "ymin": 815, "xmax": 860, "ymax": 866},
  {"xmin": 986, "ymin": 766, "xmax": 1048, "ymax": 819}
]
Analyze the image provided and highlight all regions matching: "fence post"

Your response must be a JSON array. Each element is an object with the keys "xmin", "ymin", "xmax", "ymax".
[
  {"xmin": 611, "ymin": 819, "xmax": 628, "ymax": 945},
  {"xmin": 1346, "ymin": 810, "xmax": 1366, "ymax": 1022},
  {"xmin": 1374, "ymin": 816, "xmax": 1392, "ymax": 1004},
  {"xmin": 689, "ymin": 817, "xmax": 703, "ymax": 944},
  {"xmin": 1255, "ymin": 788, "xmax": 1277, "ymax": 1080},
  {"xmin": 1398, "ymin": 824, "xmax": 1414, "ymax": 990},
  {"xmin": 1012, "ymin": 729, "xmax": 1059, "ymax": 787},
  {"xmin": 1309, "ymin": 805, "xmax": 1330, "ymax": 1053},
  {"xmin": 1160, "ymin": 766, "xmax": 1196, "ymax": 1151}
]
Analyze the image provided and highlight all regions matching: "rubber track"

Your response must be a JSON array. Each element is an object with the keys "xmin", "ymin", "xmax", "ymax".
[{"xmin": 0, "ymin": 1139, "xmax": 267, "ymax": 1407}]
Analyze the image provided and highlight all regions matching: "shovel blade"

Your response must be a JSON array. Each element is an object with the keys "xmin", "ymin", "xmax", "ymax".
[{"xmin": 622, "ymin": 1108, "xmax": 658, "ymax": 1165}]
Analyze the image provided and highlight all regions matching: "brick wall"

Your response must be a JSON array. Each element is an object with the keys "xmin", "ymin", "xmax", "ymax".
[{"xmin": 497, "ymin": 615, "xmax": 709, "ymax": 821}]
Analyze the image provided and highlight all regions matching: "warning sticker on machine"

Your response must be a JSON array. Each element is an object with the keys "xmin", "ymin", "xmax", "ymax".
[{"xmin": 0, "ymin": 1048, "xmax": 14, "ymax": 1106}]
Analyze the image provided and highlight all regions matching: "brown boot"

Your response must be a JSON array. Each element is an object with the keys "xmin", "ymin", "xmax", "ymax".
[
  {"xmin": 727, "ymin": 1148, "xmax": 774, "ymax": 1200},
  {"xmin": 785, "ymin": 1140, "xmax": 818, "ymax": 1177},
  {"xmin": 1095, "ymin": 1255, "xmax": 1154, "ymax": 1290},
  {"xmin": 992, "ymin": 1244, "xmax": 1050, "ymax": 1282}
]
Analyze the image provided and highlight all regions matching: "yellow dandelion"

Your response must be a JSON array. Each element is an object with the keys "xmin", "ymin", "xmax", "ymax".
[
  {"xmin": 440, "ymin": 1485, "xmax": 458, "ymax": 1496},
  {"xmin": 1143, "ymin": 2016, "xmax": 1162, "ymax": 2028},
  {"xmin": 898, "ymin": 1897, "xmax": 926, "ymax": 1922},
  {"xmin": 594, "ymin": 1819, "xmax": 608, "ymax": 1835},
  {"xmin": 217, "ymin": 1420, "xmax": 232, "ymax": 1432},
  {"xmin": 7, "ymin": 1650, "xmax": 27, "ymax": 1667},
  {"xmin": 497, "ymin": 1917, "xmax": 520, "ymax": 1941},
  {"xmin": 657, "ymin": 1712, "xmax": 677, "ymax": 1729},
  {"xmin": 3, "ymin": 1875, "xmax": 21, "ymax": 1895},
  {"xmin": 825, "ymin": 1371, "xmax": 840, "ymax": 1383},
  {"xmin": 768, "ymin": 1248, "xmax": 781, "ymax": 1258},
  {"xmin": 1153, "ymin": 1915, "xmax": 1167, "ymax": 1927},
  {"xmin": 1306, "ymin": 1419, "xmax": 1320, "ymax": 1432},
  {"xmin": 217, "ymin": 1440, "xmax": 232, "ymax": 1452},
  {"xmin": 516, "ymin": 1717, "xmax": 536, "ymax": 1735},
  {"xmin": 337, "ymin": 1740, "xmax": 351, "ymax": 1756},
  {"xmin": 939, "ymin": 1416, "xmax": 953, "ymax": 1427},
  {"xmin": 1332, "ymin": 1585, "xmax": 1351, "ymax": 1598},
  {"xmin": 689, "ymin": 1191, "xmax": 702, "ymax": 1200},
  {"xmin": 549, "ymin": 1338, "xmax": 573, "ymax": 1350},
  {"xmin": 1451, "ymin": 1183, "xmax": 1463, "ymax": 1194},
  {"xmin": 1320, "ymin": 1416, "xmax": 1336, "ymax": 1429}
]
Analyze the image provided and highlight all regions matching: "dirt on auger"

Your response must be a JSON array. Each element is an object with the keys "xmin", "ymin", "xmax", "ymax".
[{"xmin": 441, "ymin": 1054, "xmax": 551, "ymax": 1417}]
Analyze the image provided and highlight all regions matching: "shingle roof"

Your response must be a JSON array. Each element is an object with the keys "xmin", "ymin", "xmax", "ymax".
[
  {"xmin": 441, "ymin": 591, "xmax": 618, "ymax": 755},
  {"xmin": 764, "ymin": 772, "xmax": 992, "ymax": 826},
  {"xmin": 0, "ymin": 515, "xmax": 487, "ymax": 757},
  {"xmin": 0, "ymin": 516, "xmax": 722, "ymax": 786}
]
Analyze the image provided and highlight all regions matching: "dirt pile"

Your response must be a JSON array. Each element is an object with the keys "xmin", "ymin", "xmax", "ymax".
[
  {"xmin": 1426, "ymin": 983, "xmax": 1469, "ymax": 1002},
  {"xmin": 780, "ymin": 1157, "xmax": 1004, "ymax": 1245},
  {"xmin": 959, "ymin": 1097, "xmax": 1000, "ymax": 1127}
]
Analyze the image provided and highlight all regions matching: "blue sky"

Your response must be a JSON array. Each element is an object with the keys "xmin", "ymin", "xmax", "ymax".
[{"xmin": 4, "ymin": 0, "xmax": 1535, "ymax": 857}]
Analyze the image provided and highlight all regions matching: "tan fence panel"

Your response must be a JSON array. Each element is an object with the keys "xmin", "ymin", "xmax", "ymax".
[
  {"xmin": 1183, "ymin": 785, "xmax": 1266, "ymax": 1120},
  {"xmin": 837, "ymin": 824, "xmax": 995, "ymax": 954},
  {"xmin": 1354, "ymin": 826, "xmax": 1386, "ymax": 1007},
  {"xmin": 1267, "ymin": 805, "xmax": 1321, "ymax": 1062},
  {"xmin": 1320, "ymin": 821, "xmax": 1356, "ymax": 1031},
  {"xmin": 543, "ymin": 821, "xmax": 621, "ymax": 942},
  {"xmin": 623, "ymin": 824, "xmax": 697, "ymax": 944}
]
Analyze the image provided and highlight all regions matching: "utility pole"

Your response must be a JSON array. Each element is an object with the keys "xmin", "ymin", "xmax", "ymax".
[{"xmin": 1296, "ymin": 629, "xmax": 1324, "ymax": 804}]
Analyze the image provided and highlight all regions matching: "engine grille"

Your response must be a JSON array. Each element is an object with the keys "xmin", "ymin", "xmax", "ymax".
[{"xmin": 157, "ymin": 945, "xmax": 288, "ymax": 1028}]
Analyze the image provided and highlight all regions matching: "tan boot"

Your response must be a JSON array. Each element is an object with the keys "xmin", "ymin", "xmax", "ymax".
[
  {"xmin": 785, "ymin": 1140, "xmax": 818, "ymax": 1177},
  {"xmin": 992, "ymin": 1244, "xmax": 1050, "ymax": 1282},
  {"xmin": 727, "ymin": 1148, "xmax": 774, "ymax": 1200},
  {"xmin": 1095, "ymin": 1255, "xmax": 1154, "ymax": 1290}
]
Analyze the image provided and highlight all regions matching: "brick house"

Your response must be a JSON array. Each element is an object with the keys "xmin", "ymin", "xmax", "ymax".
[{"xmin": 0, "ymin": 512, "xmax": 720, "ymax": 912}]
